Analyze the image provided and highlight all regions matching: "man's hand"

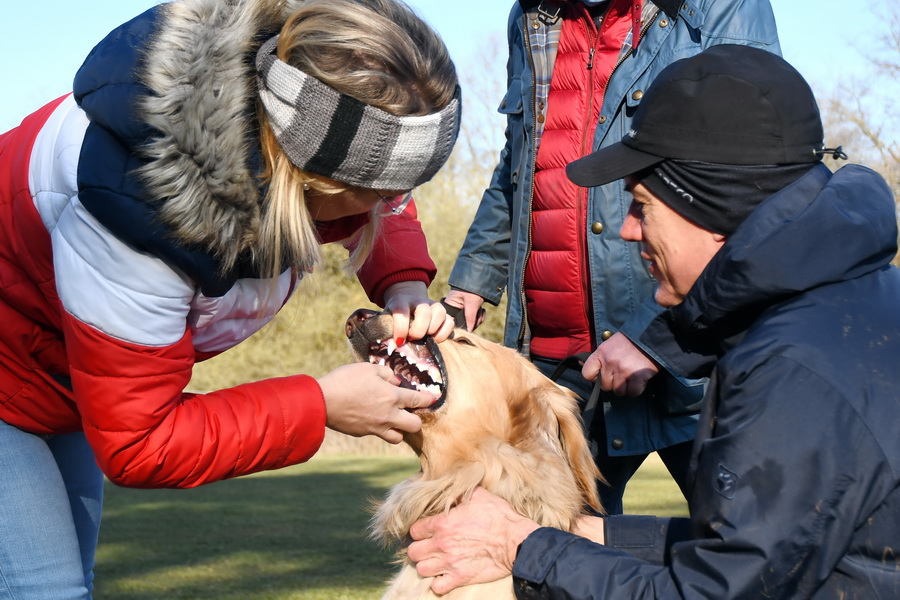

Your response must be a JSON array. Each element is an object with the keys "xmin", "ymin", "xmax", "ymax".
[
  {"xmin": 407, "ymin": 487, "xmax": 539, "ymax": 595},
  {"xmin": 582, "ymin": 332, "xmax": 659, "ymax": 396},
  {"xmin": 442, "ymin": 289, "xmax": 487, "ymax": 332}
]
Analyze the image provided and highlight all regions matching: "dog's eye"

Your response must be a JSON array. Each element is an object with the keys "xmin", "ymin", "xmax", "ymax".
[{"xmin": 454, "ymin": 337, "xmax": 476, "ymax": 347}]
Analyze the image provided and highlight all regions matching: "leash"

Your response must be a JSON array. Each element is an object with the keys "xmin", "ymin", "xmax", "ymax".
[
  {"xmin": 548, "ymin": 352, "xmax": 600, "ymax": 436},
  {"xmin": 439, "ymin": 298, "xmax": 486, "ymax": 331}
]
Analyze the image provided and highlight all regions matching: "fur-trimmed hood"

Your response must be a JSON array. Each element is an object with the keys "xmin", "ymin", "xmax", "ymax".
[{"xmin": 136, "ymin": 0, "xmax": 304, "ymax": 270}]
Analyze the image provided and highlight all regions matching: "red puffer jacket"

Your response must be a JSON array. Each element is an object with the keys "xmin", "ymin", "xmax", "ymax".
[
  {"xmin": 0, "ymin": 95, "xmax": 435, "ymax": 489},
  {"xmin": 525, "ymin": 0, "xmax": 635, "ymax": 359}
]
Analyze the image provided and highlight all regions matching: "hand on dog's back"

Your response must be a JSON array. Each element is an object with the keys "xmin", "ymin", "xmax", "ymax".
[{"xmin": 317, "ymin": 362, "xmax": 438, "ymax": 444}]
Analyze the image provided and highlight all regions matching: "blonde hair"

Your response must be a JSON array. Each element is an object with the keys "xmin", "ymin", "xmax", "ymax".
[{"xmin": 257, "ymin": 0, "xmax": 458, "ymax": 278}]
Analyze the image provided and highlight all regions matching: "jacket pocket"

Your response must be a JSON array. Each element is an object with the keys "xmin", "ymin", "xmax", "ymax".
[{"xmin": 497, "ymin": 80, "xmax": 526, "ymax": 189}]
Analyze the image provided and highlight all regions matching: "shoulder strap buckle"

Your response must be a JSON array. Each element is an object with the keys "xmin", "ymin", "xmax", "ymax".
[{"xmin": 536, "ymin": 1, "xmax": 562, "ymax": 25}]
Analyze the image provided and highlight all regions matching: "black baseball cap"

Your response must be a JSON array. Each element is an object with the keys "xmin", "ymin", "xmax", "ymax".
[{"xmin": 566, "ymin": 45, "xmax": 825, "ymax": 188}]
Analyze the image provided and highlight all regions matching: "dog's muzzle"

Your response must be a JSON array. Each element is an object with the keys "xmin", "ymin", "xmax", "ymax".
[{"xmin": 346, "ymin": 309, "xmax": 448, "ymax": 409}]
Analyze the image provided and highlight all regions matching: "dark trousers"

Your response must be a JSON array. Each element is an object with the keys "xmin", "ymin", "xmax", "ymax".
[{"xmin": 533, "ymin": 356, "xmax": 693, "ymax": 515}]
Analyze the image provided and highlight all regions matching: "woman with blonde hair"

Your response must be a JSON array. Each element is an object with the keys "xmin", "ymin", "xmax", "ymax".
[{"xmin": 0, "ymin": 0, "xmax": 460, "ymax": 596}]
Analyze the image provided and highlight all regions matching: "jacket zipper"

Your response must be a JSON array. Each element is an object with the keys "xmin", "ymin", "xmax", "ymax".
[{"xmin": 579, "ymin": 12, "xmax": 605, "ymax": 349}]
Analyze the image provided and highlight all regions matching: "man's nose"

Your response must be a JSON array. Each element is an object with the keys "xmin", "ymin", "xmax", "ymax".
[{"xmin": 620, "ymin": 212, "xmax": 643, "ymax": 242}]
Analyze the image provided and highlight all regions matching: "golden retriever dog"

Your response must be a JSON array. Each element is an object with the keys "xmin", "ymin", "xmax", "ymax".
[{"xmin": 345, "ymin": 309, "xmax": 602, "ymax": 600}]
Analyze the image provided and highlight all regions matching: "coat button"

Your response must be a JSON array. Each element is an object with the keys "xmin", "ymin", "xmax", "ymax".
[
  {"xmin": 591, "ymin": 221, "xmax": 604, "ymax": 234},
  {"xmin": 601, "ymin": 330, "xmax": 613, "ymax": 341},
  {"xmin": 612, "ymin": 438, "xmax": 624, "ymax": 450},
  {"xmin": 659, "ymin": 18, "xmax": 669, "ymax": 27},
  {"xmin": 537, "ymin": 113, "xmax": 545, "ymax": 124},
  {"xmin": 632, "ymin": 89, "xmax": 644, "ymax": 101},
  {"xmin": 598, "ymin": 115, "xmax": 607, "ymax": 124}
]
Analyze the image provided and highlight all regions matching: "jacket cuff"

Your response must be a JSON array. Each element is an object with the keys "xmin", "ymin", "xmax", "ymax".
[
  {"xmin": 448, "ymin": 257, "xmax": 506, "ymax": 306},
  {"xmin": 604, "ymin": 515, "xmax": 689, "ymax": 565},
  {"xmin": 512, "ymin": 528, "xmax": 581, "ymax": 595}
]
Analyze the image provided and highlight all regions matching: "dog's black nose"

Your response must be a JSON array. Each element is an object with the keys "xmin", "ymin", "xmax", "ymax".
[{"xmin": 345, "ymin": 308, "xmax": 380, "ymax": 338}]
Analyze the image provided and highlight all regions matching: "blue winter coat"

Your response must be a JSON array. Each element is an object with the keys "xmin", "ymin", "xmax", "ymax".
[
  {"xmin": 512, "ymin": 164, "xmax": 900, "ymax": 599},
  {"xmin": 448, "ymin": 0, "xmax": 781, "ymax": 455}
]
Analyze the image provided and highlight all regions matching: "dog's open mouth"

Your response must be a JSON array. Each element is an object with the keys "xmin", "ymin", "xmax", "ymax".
[{"xmin": 367, "ymin": 336, "xmax": 447, "ymax": 409}]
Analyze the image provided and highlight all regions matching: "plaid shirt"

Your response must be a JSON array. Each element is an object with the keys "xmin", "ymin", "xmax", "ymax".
[{"xmin": 527, "ymin": 0, "xmax": 661, "ymax": 148}]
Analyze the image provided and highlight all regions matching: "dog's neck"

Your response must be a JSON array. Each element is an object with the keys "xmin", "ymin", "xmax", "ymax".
[{"xmin": 373, "ymin": 434, "xmax": 587, "ymax": 546}]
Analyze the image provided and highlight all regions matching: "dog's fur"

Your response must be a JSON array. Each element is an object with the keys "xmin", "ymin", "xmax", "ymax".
[{"xmin": 346, "ymin": 310, "xmax": 602, "ymax": 599}]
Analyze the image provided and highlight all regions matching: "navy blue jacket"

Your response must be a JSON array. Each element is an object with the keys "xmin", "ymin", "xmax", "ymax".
[{"xmin": 512, "ymin": 163, "xmax": 900, "ymax": 598}]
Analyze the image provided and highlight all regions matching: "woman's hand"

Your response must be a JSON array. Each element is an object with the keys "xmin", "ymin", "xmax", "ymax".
[
  {"xmin": 383, "ymin": 281, "xmax": 454, "ymax": 343},
  {"xmin": 317, "ymin": 362, "xmax": 437, "ymax": 444},
  {"xmin": 407, "ymin": 487, "xmax": 539, "ymax": 595}
]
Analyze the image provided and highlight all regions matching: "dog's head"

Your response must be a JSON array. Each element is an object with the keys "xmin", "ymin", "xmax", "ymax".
[
  {"xmin": 346, "ymin": 309, "xmax": 602, "ymax": 519},
  {"xmin": 345, "ymin": 308, "xmax": 449, "ymax": 411}
]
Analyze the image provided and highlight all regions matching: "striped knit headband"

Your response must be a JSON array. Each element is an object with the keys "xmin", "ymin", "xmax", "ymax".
[{"xmin": 256, "ymin": 35, "xmax": 461, "ymax": 190}]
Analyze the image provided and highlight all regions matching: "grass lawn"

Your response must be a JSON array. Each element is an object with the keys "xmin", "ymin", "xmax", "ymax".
[{"xmin": 94, "ymin": 453, "xmax": 687, "ymax": 599}]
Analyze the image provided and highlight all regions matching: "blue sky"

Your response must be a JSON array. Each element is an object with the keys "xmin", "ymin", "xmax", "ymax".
[{"xmin": 0, "ymin": 1, "xmax": 882, "ymax": 133}]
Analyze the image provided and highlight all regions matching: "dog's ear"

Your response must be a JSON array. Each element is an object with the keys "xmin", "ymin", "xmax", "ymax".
[{"xmin": 543, "ymin": 381, "xmax": 604, "ymax": 514}]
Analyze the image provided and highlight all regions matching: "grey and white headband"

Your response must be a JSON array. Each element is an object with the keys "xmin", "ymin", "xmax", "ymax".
[{"xmin": 256, "ymin": 35, "xmax": 461, "ymax": 190}]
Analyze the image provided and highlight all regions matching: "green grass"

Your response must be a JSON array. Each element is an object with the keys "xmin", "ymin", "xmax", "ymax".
[{"xmin": 93, "ymin": 453, "xmax": 687, "ymax": 599}]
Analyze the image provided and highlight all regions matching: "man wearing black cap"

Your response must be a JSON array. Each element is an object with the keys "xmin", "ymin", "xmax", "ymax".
[{"xmin": 403, "ymin": 45, "xmax": 900, "ymax": 599}]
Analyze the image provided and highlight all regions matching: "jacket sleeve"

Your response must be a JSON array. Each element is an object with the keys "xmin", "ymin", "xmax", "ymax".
[
  {"xmin": 51, "ymin": 193, "xmax": 327, "ymax": 489},
  {"xmin": 63, "ymin": 312, "xmax": 326, "ymax": 489},
  {"xmin": 512, "ymin": 357, "xmax": 885, "ymax": 598},
  {"xmin": 353, "ymin": 198, "xmax": 437, "ymax": 307},
  {"xmin": 447, "ymin": 153, "xmax": 514, "ymax": 305}
]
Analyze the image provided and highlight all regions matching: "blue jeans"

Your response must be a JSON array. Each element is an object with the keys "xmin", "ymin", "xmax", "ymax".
[
  {"xmin": 0, "ymin": 419, "xmax": 104, "ymax": 599},
  {"xmin": 533, "ymin": 357, "xmax": 692, "ymax": 516}
]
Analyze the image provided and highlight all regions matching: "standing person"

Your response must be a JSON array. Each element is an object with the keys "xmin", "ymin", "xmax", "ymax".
[
  {"xmin": 404, "ymin": 45, "xmax": 900, "ymax": 599},
  {"xmin": 443, "ymin": 0, "xmax": 780, "ymax": 513},
  {"xmin": 0, "ymin": 0, "xmax": 460, "ymax": 597}
]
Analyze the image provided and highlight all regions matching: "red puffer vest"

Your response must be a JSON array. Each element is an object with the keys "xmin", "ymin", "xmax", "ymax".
[{"xmin": 524, "ymin": 0, "xmax": 634, "ymax": 359}]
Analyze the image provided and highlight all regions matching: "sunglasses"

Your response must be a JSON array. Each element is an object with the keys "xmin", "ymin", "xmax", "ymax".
[{"xmin": 374, "ymin": 190, "xmax": 414, "ymax": 216}]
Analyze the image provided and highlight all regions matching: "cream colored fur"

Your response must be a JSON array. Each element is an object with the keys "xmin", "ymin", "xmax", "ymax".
[{"xmin": 351, "ymin": 314, "xmax": 602, "ymax": 599}]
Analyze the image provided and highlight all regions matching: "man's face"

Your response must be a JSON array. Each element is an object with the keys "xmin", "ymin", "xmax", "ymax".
[{"xmin": 620, "ymin": 181, "xmax": 726, "ymax": 307}]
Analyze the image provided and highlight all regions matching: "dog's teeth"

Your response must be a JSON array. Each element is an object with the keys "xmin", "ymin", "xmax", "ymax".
[
  {"xmin": 386, "ymin": 339, "xmax": 397, "ymax": 355},
  {"xmin": 416, "ymin": 383, "xmax": 441, "ymax": 396},
  {"xmin": 427, "ymin": 367, "xmax": 442, "ymax": 382},
  {"xmin": 369, "ymin": 357, "xmax": 377, "ymax": 364},
  {"xmin": 378, "ymin": 358, "xmax": 386, "ymax": 366}
]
